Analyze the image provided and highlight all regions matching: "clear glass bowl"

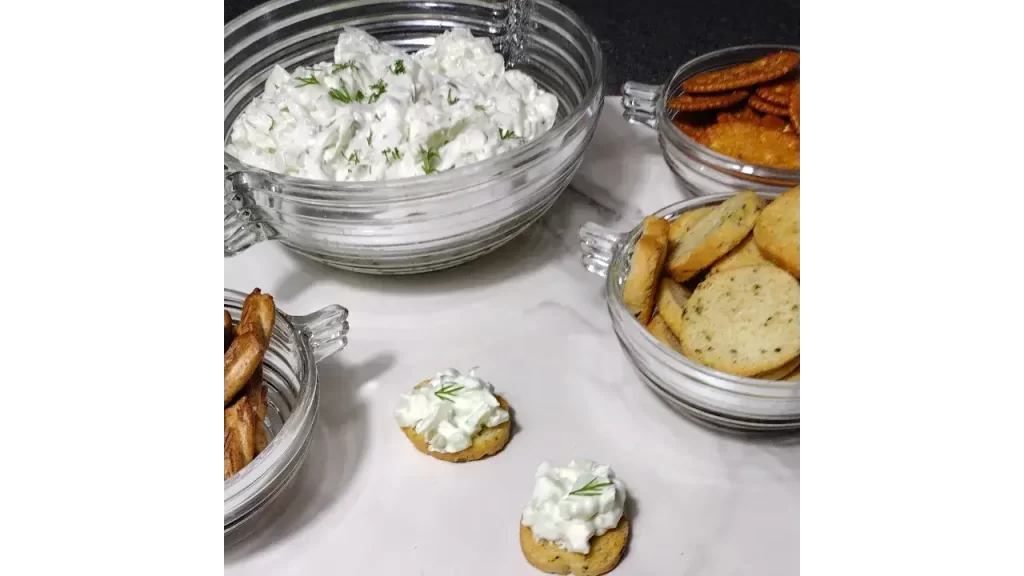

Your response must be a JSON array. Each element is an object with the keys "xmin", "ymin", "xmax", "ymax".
[
  {"xmin": 224, "ymin": 288, "xmax": 350, "ymax": 535},
  {"xmin": 578, "ymin": 193, "xmax": 799, "ymax": 433},
  {"xmin": 620, "ymin": 45, "xmax": 800, "ymax": 197},
  {"xmin": 224, "ymin": 0, "xmax": 604, "ymax": 274}
]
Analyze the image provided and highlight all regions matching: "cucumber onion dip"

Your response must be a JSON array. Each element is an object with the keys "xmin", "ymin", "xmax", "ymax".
[{"xmin": 226, "ymin": 27, "xmax": 559, "ymax": 182}]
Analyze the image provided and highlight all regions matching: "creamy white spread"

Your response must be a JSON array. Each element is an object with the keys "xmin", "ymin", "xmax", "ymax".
[
  {"xmin": 394, "ymin": 367, "xmax": 509, "ymax": 453},
  {"xmin": 226, "ymin": 27, "xmax": 558, "ymax": 181},
  {"xmin": 521, "ymin": 460, "xmax": 627, "ymax": 555}
]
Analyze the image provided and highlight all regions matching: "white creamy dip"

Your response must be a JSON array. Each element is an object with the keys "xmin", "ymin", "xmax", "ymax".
[
  {"xmin": 394, "ymin": 367, "xmax": 509, "ymax": 453},
  {"xmin": 521, "ymin": 460, "xmax": 627, "ymax": 555},
  {"xmin": 226, "ymin": 27, "xmax": 558, "ymax": 181}
]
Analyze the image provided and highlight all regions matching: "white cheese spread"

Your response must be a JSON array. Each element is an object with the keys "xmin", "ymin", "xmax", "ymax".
[
  {"xmin": 226, "ymin": 27, "xmax": 558, "ymax": 181},
  {"xmin": 394, "ymin": 367, "xmax": 509, "ymax": 453},
  {"xmin": 521, "ymin": 460, "xmax": 627, "ymax": 555}
]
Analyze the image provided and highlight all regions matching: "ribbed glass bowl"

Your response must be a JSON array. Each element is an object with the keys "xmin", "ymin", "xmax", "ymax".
[
  {"xmin": 620, "ymin": 45, "xmax": 800, "ymax": 197},
  {"xmin": 224, "ymin": 0, "xmax": 604, "ymax": 274},
  {"xmin": 224, "ymin": 288, "xmax": 350, "ymax": 536},
  {"xmin": 578, "ymin": 192, "xmax": 800, "ymax": 433}
]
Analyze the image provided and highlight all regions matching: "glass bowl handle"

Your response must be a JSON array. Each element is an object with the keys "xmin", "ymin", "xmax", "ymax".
[
  {"xmin": 621, "ymin": 81, "xmax": 662, "ymax": 129},
  {"xmin": 579, "ymin": 222, "xmax": 626, "ymax": 278},
  {"xmin": 224, "ymin": 165, "xmax": 280, "ymax": 257},
  {"xmin": 290, "ymin": 305, "xmax": 350, "ymax": 363}
]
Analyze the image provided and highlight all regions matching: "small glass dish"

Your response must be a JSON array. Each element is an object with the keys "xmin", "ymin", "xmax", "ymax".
[
  {"xmin": 224, "ymin": 0, "xmax": 604, "ymax": 274},
  {"xmin": 224, "ymin": 288, "xmax": 350, "ymax": 536},
  {"xmin": 620, "ymin": 45, "xmax": 800, "ymax": 197},
  {"xmin": 578, "ymin": 193, "xmax": 799, "ymax": 433}
]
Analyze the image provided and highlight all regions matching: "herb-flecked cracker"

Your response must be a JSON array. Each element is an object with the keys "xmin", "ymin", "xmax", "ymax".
[
  {"xmin": 520, "ymin": 517, "xmax": 630, "ymax": 576},
  {"xmin": 709, "ymin": 232, "xmax": 772, "ymax": 275},
  {"xmin": 622, "ymin": 217, "xmax": 670, "ymax": 325},
  {"xmin": 754, "ymin": 186, "xmax": 800, "ymax": 278},
  {"xmin": 666, "ymin": 191, "xmax": 761, "ymax": 282},
  {"xmin": 679, "ymin": 265, "xmax": 800, "ymax": 377}
]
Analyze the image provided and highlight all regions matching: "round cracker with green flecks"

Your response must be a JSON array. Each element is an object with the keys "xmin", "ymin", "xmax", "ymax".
[
  {"xmin": 679, "ymin": 265, "xmax": 800, "ymax": 377},
  {"xmin": 520, "ymin": 517, "xmax": 630, "ymax": 576}
]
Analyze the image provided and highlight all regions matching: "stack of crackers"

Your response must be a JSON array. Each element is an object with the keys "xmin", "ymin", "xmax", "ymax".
[
  {"xmin": 667, "ymin": 51, "xmax": 800, "ymax": 170},
  {"xmin": 622, "ymin": 188, "xmax": 800, "ymax": 381}
]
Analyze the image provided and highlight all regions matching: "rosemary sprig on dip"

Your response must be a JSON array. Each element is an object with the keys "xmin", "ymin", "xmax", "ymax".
[
  {"xmin": 433, "ymin": 383, "xmax": 464, "ymax": 401},
  {"xmin": 567, "ymin": 476, "xmax": 613, "ymax": 497}
]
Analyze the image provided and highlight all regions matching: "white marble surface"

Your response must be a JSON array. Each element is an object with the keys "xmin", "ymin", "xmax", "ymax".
[{"xmin": 224, "ymin": 98, "xmax": 799, "ymax": 576}]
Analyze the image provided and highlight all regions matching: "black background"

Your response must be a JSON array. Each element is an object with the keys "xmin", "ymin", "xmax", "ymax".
[{"xmin": 224, "ymin": 0, "xmax": 799, "ymax": 93}]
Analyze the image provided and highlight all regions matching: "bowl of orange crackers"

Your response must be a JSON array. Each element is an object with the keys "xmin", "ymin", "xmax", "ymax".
[{"xmin": 622, "ymin": 45, "xmax": 799, "ymax": 197}]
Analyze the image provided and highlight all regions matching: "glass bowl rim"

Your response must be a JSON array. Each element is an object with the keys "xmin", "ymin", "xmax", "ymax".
[{"xmin": 223, "ymin": 0, "xmax": 606, "ymax": 204}]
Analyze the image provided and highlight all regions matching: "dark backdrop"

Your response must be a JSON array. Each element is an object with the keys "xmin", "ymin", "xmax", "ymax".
[{"xmin": 224, "ymin": 0, "xmax": 799, "ymax": 93}]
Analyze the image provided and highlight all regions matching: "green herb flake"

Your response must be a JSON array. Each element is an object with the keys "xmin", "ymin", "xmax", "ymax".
[
  {"xmin": 295, "ymin": 75, "xmax": 320, "ymax": 87},
  {"xmin": 568, "ymin": 477, "xmax": 614, "ymax": 497},
  {"xmin": 433, "ymin": 383, "xmax": 464, "ymax": 402},
  {"xmin": 474, "ymin": 104, "xmax": 486, "ymax": 111},
  {"xmin": 368, "ymin": 79, "xmax": 388, "ymax": 103},
  {"xmin": 388, "ymin": 59, "xmax": 406, "ymax": 75},
  {"xmin": 329, "ymin": 84, "xmax": 352, "ymax": 103},
  {"xmin": 419, "ymin": 145, "xmax": 441, "ymax": 175},
  {"xmin": 447, "ymin": 88, "xmax": 459, "ymax": 105},
  {"xmin": 499, "ymin": 127, "xmax": 517, "ymax": 140},
  {"xmin": 354, "ymin": 90, "xmax": 365, "ymax": 103},
  {"xmin": 382, "ymin": 147, "xmax": 403, "ymax": 164},
  {"xmin": 347, "ymin": 151, "xmax": 359, "ymax": 164},
  {"xmin": 332, "ymin": 61, "xmax": 357, "ymax": 73}
]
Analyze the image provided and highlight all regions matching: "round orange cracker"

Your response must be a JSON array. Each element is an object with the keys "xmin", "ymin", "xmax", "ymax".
[
  {"xmin": 789, "ymin": 82, "xmax": 800, "ymax": 133},
  {"xmin": 702, "ymin": 122, "xmax": 800, "ymax": 170},
  {"xmin": 747, "ymin": 94, "xmax": 790, "ymax": 116},
  {"xmin": 717, "ymin": 106, "xmax": 761, "ymax": 124},
  {"xmin": 682, "ymin": 51, "xmax": 800, "ymax": 94},
  {"xmin": 672, "ymin": 118, "xmax": 707, "ymax": 141},
  {"xmin": 760, "ymin": 114, "xmax": 788, "ymax": 131},
  {"xmin": 755, "ymin": 78, "xmax": 797, "ymax": 106},
  {"xmin": 667, "ymin": 90, "xmax": 749, "ymax": 112}
]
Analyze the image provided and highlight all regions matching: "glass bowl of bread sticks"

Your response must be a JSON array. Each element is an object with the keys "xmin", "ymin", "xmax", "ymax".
[
  {"xmin": 224, "ymin": 288, "xmax": 350, "ymax": 535},
  {"xmin": 579, "ymin": 189, "xmax": 800, "ymax": 433}
]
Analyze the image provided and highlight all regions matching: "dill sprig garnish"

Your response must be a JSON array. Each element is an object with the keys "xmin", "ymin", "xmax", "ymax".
[
  {"xmin": 389, "ymin": 59, "xmax": 406, "ymax": 75},
  {"xmin": 332, "ymin": 61, "xmax": 357, "ymax": 73},
  {"xmin": 329, "ymin": 83, "xmax": 352, "ymax": 103},
  {"xmin": 499, "ymin": 127, "xmax": 517, "ymax": 140},
  {"xmin": 295, "ymin": 75, "xmax": 320, "ymax": 87},
  {"xmin": 419, "ymin": 145, "xmax": 441, "ymax": 174},
  {"xmin": 382, "ymin": 147, "xmax": 403, "ymax": 164},
  {"xmin": 433, "ymin": 383, "xmax": 464, "ymax": 401},
  {"xmin": 567, "ymin": 477, "xmax": 613, "ymax": 497},
  {"xmin": 368, "ymin": 79, "xmax": 388, "ymax": 103}
]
